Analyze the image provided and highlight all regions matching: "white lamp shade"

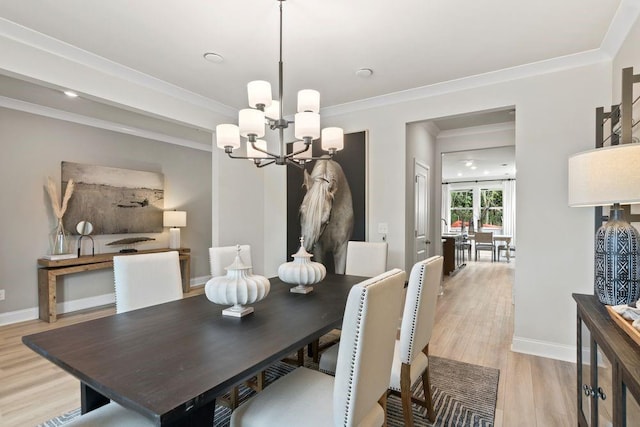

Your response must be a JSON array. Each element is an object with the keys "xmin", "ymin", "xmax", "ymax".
[
  {"xmin": 297, "ymin": 89, "xmax": 320, "ymax": 113},
  {"xmin": 216, "ymin": 124, "xmax": 240, "ymax": 150},
  {"xmin": 239, "ymin": 109, "xmax": 266, "ymax": 138},
  {"xmin": 292, "ymin": 141, "xmax": 312, "ymax": 160},
  {"xmin": 263, "ymin": 100, "xmax": 281, "ymax": 120},
  {"xmin": 568, "ymin": 144, "xmax": 640, "ymax": 207},
  {"xmin": 294, "ymin": 112, "xmax": 320, "ymax": 140},
  {"xmin": 247, "ymin": 139, "xmax": 268, "ymax": 159},
  {"xmin": 247, "ymin": 80, "xmax": 272, "ymax": 108},
  {"xmin": 163, "ymin": 211, "xmax": 187, "ymax": 228},
  {"xmin": 321, "ymin": 127, "xmax": 344, "ymax": 151}
]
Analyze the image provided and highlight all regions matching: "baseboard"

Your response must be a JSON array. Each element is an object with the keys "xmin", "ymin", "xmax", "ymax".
[
  {"xmin": 511, "ymin": 336, "xmax": 576, "ymax": 363},
  {"xmin": 0, "ymin": 276, "xmax": 209, "ymax": 326}
]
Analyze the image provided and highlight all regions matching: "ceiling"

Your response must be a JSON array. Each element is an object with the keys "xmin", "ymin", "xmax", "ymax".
[
  {"xmin": 0, "ymin": 0, "xmax": 632, "ymax": 124},
  {"xmin": 442, "ymin": 145, "xmax": 516, "ymax": 183}
]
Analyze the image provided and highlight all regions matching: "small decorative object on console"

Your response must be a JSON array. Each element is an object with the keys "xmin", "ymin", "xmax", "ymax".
[
  {"xmin": 278, "ymin": 236, "xmax": 326, "ymax": 294},
  {"xmin": 106, "ymin": 237, "xmax": 156, "ymax": 253},
  {"xmin": 205, "ymin": 245, "xmax": 270, "ymax": 317}
]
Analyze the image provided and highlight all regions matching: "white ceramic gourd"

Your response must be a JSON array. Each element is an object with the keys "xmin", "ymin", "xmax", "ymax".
[
  {"xmin": 205, "ymin": 246, "xmax": 270, "ymax": 317},
  {"xmin": 278, "ymin": 237, "xmax": 326, "ymax": 294}
]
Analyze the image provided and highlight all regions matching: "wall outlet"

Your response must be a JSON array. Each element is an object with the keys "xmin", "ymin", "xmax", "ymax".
[
  {"xmin": 0, "ymin": 289, "xmax": 4, "ymax": 301},
  {"xmin": 378, "ymin": 223, "xmax": 389, "ymax": 234}
]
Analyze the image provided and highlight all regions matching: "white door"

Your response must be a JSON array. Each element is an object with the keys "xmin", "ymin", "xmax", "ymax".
[{"xmin": 414, "ymin": 161, "xmax": 430, "ymax": 263}]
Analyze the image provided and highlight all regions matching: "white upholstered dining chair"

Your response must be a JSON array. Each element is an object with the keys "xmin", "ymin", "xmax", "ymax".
[
  {"xmin": 389, "ymin": 255, "xmax": 443, "ymax": 426},
  {"xmin": 65, "ymin": 251, "xmax": 185, "ymax": 426},
  {"xmin": 114, "ymin": 251, "xmax": 183, "ymax": 313},
  {"xmin": 230, "ymin": 269, "xmax": 406, "ymax": 427},
  {"xmin": 319, "ymin": 256, "xmax": 444, "ymax": 426},
  {"xmin": 209, "ymin": 244, "xmax": 252, "ymax": 276},
  {"xmin": 345, "ymin": 241, "xmax": 388, "ymax": 277}
]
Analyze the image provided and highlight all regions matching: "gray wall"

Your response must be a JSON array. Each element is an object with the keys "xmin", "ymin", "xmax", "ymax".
[{"xmin": 0, "ymin": 107, "xmax": 212, "ymax": 315}]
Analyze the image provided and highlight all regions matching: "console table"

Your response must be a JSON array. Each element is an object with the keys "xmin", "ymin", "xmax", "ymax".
[
  {"xmin": 37, "ymin": 248, "xmax": 191, "ymax": 323},
  {"xmin": 574, "ymin": 294, "xmax": 640, "ymax": 425}
]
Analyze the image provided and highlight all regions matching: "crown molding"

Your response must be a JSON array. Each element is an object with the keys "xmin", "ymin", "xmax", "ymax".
[
  {"xmin": 322, "ymin": 49, "xmax": 609, "ymax": 117},
  {"xmin": 0, "ymin": 17, "xmax": 236, "ymax": 128},
  {"xmin": 600, "ymin": 0, "xmax": 640, "ymax": 58},
  {"xmin": 0, "ymin": 95, "xmax": 212, "ymax": 152}
]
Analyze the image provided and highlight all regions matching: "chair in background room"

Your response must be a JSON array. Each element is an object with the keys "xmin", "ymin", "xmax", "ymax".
[
  {"xmin": 345, "ymin": 241, "xmax": 388, "ymax": 277},
  {"xmin": 319, "ymin": 256, "xmax": 444, "ymax": 426},
  {"xmin": 65, "ymin": 251, "xmax": 185, "ymax": 426},
  {"xmin": 474, "ymin": 231, "xmax": 495, "ymax": 262},
  {"xmin": 209, "ymin": 244, "xmax": 252, "ymax": 277},
  {"xmin": 230, "ymin": 269, "xmax": 406, "ymax": 427},
  {"xmin": 497, "ymin": 244, "xmax": 515, "ymax": 262}
]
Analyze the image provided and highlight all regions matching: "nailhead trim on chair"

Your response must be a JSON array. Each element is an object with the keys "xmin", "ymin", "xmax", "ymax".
[
  {"xmin": 343, "ymin": 287, "xmax": 366, "ymax": 426},
  {"xmin": 404, "ymin": 262, "xmax": 426, "ymax": 364}
]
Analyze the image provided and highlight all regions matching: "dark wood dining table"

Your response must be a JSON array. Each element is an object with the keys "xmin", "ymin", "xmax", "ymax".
[{"xmin": 22, "ymin": 274, "xmax": 365, "ymax": 426}]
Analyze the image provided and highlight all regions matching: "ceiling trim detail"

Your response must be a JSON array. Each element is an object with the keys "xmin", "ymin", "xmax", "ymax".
[
  {"xmin": 321, "ymin": 49, "xmax": 609, "ymax": 117},
  {"xmin": 0, "ymin": 17, "xmax": 237, "ymax": 129},
  {"xmin": 599, "ymin": 0, "xmax": 640, "ymax": 57},
  {"xmin": 0, "ymin": 95, "xmax": 213, "ymax": 152}
]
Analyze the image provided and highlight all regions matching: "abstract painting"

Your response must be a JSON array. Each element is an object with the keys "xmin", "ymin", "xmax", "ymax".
[{"xmin": 61, "ymin": 162, "xmax": 164, "ymax": 234}]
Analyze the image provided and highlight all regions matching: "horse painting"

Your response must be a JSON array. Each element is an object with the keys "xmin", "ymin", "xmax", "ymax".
[{"xmin": 299, "ymin": 160, "xmax": 354, "ymax": 274}]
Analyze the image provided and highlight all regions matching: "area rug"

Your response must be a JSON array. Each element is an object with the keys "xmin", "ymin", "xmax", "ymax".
[{"xmin": 39, "ymin": 355, "xmax": 498, "ymax": 427}]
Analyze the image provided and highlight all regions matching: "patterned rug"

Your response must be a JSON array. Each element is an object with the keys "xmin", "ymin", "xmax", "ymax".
[{"xmin": 39, "ymin": 355, "xmax": 498, "ymax": 427}]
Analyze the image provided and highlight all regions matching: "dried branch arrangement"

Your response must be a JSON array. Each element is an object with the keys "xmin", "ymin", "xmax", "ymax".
[{"xmin": 46, "ymin": 177, "xmax": 75, "ymax": 220}]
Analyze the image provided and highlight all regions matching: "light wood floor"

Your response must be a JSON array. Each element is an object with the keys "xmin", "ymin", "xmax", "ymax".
[{"xmin": 0, "ymin": 259, "xmax": 576, "ymax": 426}]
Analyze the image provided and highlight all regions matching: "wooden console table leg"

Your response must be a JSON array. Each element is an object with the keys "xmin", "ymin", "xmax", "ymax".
[
  {"xmin": 38, "ymin": 269, "xmax": 57, "ymax": 323},
  {"xmin": 180, "ymin": 255, "xmax": 191, "ymax": 293}
]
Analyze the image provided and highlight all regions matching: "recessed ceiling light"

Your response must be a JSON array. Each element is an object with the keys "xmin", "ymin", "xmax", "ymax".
[
  {"xmin": 483, "ymin": 170, "xmax": 490, "ymax": 175},
  {"xmin": 457, "ymin": 172, "xmax": 462, "ymax": 177},
  {"xmin": 465, "ymin": 160, "xmax": 473, "ymax": 167},
  {"xmin": 203, "ymin": 52, "xmax": 224, "ymax": 63},
  {"xmin": 355, "ymin": 68, "xmax": 373, "ymax": 78},
  {"xmin": 63, "ymin": 90, "xmax": 78, "ymax": 98},
  {"xmin": 470, "ymin": 166, "xmax": 477, "ymax": 170}
]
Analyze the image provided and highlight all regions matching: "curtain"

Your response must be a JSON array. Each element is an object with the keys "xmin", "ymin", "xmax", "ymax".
[
  {"xmin": 502, "ymin": 179, "xmax": 516, "ymax": 246},
  {"xmin": 441, "ymin": 184, "xmax": 451, "ymax": 233}
]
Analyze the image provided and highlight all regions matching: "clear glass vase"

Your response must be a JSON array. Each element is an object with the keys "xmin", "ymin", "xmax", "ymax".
[{"xmin": 49, "ymin": 218, "xmax": 70, "ymax": 255}]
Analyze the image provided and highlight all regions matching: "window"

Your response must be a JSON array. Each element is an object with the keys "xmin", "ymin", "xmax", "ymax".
[
  {"xmin": 480, "ymin": 189, "xmax": 503, "ymax": 230},
  {"xmin": 446, "ymin": 186, "xmax": 505, "ymax": 233},
  {"xmin": 450, "ymin": 189, "xmax": 473, "ymax": 231}
]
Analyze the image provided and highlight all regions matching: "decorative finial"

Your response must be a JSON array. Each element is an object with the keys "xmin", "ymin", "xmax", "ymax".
[{"xmin": 299, "ymin": 236, "xmax": 304, "ymax": 247}]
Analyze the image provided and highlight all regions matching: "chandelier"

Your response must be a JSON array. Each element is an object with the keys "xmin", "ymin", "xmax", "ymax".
[{"xmin": 215, "ymin": 0, "xmax": 344, "ymax": 168}]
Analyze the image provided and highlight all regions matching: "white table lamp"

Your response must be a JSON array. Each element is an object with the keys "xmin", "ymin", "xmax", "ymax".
[
  {"xmin": 568, "ymin": 143, "xmax": 640, "ymax": 305},
  {"xmin": 163, "ymin": 211, "xmax": 186, "ymax": 249}
]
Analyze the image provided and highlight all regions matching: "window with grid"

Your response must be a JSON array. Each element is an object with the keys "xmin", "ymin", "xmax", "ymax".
[
  {"xmin": 480, "ymin": 189, "xmax": 503, "ymax": 230},
  {"xmin": 450, "ymin": 190, "xmax": 473, "ymax": 231}
]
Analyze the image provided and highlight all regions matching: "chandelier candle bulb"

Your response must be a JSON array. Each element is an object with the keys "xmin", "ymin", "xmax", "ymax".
[
  {"xmin": 239, "ymin": 109, "xmax": 266, "ymax": 138},
  {"xmin": 295, "ymin": 112, "xmax": 320, "ymax": 140},
  {"xmin": 263, "ymin": 100, "xmax": 281, "ymax": 120},
  {"xmin": 297, "ymin": 89, "xmax": 320, "ymax": 113},
  {"xmin": 247, "ymin": 80, "xmax": 273, "ymax": 108},
  {"xmin": 321, "ymin": 127, "xmax": 344, "ymax": 152},
  {"xmin": 216, "ymin": 124, "xmax": 241, "ymax": 150}
]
